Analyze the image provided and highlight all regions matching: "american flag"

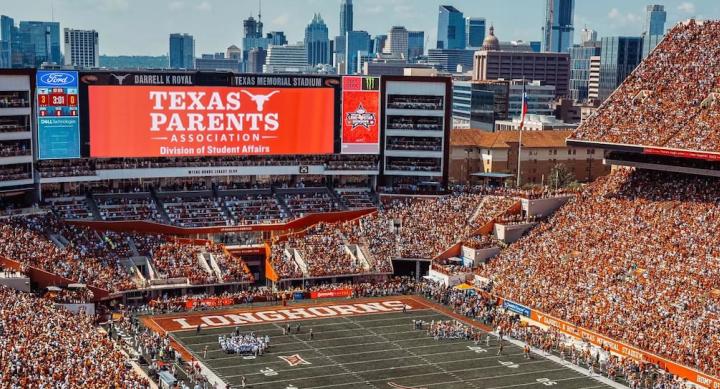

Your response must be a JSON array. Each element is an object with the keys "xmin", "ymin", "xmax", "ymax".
[{"xmin": 519, "ymin": 83, "xmax": 528, "ymax": 130}]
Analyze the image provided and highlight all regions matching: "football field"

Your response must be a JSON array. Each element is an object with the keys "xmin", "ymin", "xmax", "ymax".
[{"xmin": 165, "ymin": 298, "xmax": 617, "ymax": 389}]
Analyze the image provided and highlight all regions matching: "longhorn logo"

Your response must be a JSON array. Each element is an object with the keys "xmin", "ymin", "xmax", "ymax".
[
  {"xmin": 241, "ymin": 90, "xmax": 279, "ymax": 111},
  {"xmin": 110, "ymin": 73, "xmax": 131, "ymax": 85}
]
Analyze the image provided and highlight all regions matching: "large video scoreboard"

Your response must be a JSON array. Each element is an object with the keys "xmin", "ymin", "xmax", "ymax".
[
  {"xmin": 36, "ymin": 70, "xmax": 81, "ymax": 159},
  {"xmin": 35, "ymin": 71, "xmax": 384, "ymax": 159}
]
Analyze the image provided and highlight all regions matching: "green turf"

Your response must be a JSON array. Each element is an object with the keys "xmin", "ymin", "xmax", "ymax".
[{"xmin": 172, "ymin": 309, "xmax": 614, "ymax": 389}]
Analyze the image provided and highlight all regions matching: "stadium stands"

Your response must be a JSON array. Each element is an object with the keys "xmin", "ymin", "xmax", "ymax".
[
  {"xmin": 572, "ymin": 20, "xmax": 720, "ymax": 153},
  {"xmin": 0, "ymin": 213, "xmax": 253, "ymax": 291},
  {"xmin": 0, "ymin": 286, "xmax": 148, "ymax": 387},
  {"xmin": 269, "ymin": 192, "xmax": 517, "ymax": 280},
  {"xmin": 479, "ymin": 168, "xmax": 720, "ymax": 377}
]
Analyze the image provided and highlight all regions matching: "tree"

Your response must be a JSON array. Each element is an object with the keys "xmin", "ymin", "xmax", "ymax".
[{"xmin": 548, "ymin": 163, "xmax": 576, "ymax": 190}]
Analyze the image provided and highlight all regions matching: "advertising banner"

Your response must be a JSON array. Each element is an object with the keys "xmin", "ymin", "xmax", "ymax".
[
  {"xmin": 37, "ymin": 71, "xmax": 81, "ymax": 159},
  {"xmin": 88, "ymin": 86, "xmax": 335, "ymax": 157},
  {"xmin": 310, "ymin": 289, "xmax": 353, "ymax": 299},
  {"xmin": 502, "ymin": 299, "xmax": 531, "ymax": 317},
  {"xmin": 529, "ymin": 309, "xmax": 720, "ymax": 389},
  {"xmin": 341, "ymin": 76, "xmax": 380, "ymax": 154},
  {"xmin": 644, "ymin": 147, "xmax": 720, "ymax": 162}
]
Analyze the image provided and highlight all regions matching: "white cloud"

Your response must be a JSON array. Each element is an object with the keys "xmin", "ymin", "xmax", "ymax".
[
  {"xmin": 168, "ymin": 1, "xmax": 185, "ymax": 11},
  {"xmin": 607, "ymin": 8, "xmax": 640, "ymax": 24},
  {"xmin": 195, "ymin": 1, "xmax": 212, "ymax": 12},
  {"xmin": 677, "ymin": 2, "xmax": 696, "ymax": 14},
  {"xmin": 271, "ymin": 14, "xmax": 290, "ymax": 27}
]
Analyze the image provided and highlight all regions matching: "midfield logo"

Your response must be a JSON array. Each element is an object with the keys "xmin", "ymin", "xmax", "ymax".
[
  {"xmin": 345, "ymin": 103, "xmax": 376, "ymax": 129},
  {"xmin": 279, "ymin": 354, "xmax": 312, "ymax": 367}
]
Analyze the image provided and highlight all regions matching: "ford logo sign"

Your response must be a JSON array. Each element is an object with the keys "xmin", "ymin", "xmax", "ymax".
[{"xmin": 39, "ymin": 72, "xmax": 75, "ymax": 86}]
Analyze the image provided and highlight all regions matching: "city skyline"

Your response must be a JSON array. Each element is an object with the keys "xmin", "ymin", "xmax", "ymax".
[{"xmin": 2, "ymin": 0, "xmax": 716, "ymax": 56}]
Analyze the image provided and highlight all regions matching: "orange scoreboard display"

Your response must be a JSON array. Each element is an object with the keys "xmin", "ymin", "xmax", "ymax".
[{"xmin": 87, "ymin": 85, "xmax": 336, "ymax": 158}]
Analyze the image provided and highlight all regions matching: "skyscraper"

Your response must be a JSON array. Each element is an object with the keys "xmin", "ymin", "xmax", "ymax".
[
  {"xmin": 569, "ymin": 44, "xmax": 601, "ymax": 102},
  {"xmin": 372, "ymin": 35, "xmax": 387, "ymax": 55},
  {"xmin": 466, "ymin": 17, "xmax": 486, "ymax": 48},
  {"xmin": 543, "ymin": 0, "xmax": 575, "ymax": 53},
  {"xmin": 63, "ymin": 28, "xmax": 99, "ymax": 68},
  {"xmin": 340, "ymin": 0, "xmax": 353, "ymax": 37},
  {"xmin": 265, "ymin": 43, "xmax": 311, "ymax": 73},
  {"xmin": 642, "ymin": 5, "xmax": 667, "ymax": 59},
  {"xmin": 386, "ymin": 26, "xmax": 408, "ymax": 58},
  {"xmin": 168, "ymin": 33, "xmax": 195, "ymax": 69},
  {"xmin": 305, "ymin": 14, "xmax": 330, "ymax": 66},
  {"xmin": 18, "ymin": 21, "xmax": 61, "ymax": 66},
  {"xmin": 247, "ymin": 47, "xmax": 267, "ymax": 73},
  {"xmin": 345, "ymin": 30, "xmax": 370, "ymax": 74},
  {"xmin": 267, "ymin": 31, "xmax": 287, "ymax": 46},
  {"xmin": 644, "ymin": 5, "xmax": 667, "ymax": 37},
  {"xmin": 437, "ymin": 5, "xmax": 465, "ymax": 49},
  {"xmin": 243, "ymin": 15, "xmax": 270, "ymax": 61},
  {"xmin": 580, "ymin": 27, "xmax": 598, "ymax": 44},
  {"xmin": 599, "ymin": 36, "xmax": 643, "ymax": 101},
  {"xmin": 0, "ymin": 15, "xmax": 14, "ymax": 68},
  {"xmin": 407, "ymin": 31, "xmax": 425, "ymax": 60}
]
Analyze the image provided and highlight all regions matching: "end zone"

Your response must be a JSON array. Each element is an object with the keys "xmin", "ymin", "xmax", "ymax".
[{"xmin": 144, "ymin": 296, "xmax": 429, "ymax": 334}]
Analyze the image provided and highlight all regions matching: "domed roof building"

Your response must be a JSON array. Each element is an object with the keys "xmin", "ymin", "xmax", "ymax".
[{"xmin": 482, "ymin": 25, "xmax": 500, "ymax": 51}]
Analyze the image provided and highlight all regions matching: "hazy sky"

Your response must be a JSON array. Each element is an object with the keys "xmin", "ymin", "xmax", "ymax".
[{"xmin": 3, "ymin": 0, "xmax": 717, "ymax": 55}]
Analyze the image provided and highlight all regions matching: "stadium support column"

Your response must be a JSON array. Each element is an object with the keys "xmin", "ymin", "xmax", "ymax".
[{"xmin": 416, "ymin": 260, "xmax": 420, "ymax": 281}]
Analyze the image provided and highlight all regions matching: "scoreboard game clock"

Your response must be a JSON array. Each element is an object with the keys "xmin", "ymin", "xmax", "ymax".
[{"xmin": 36, "ymin": 71, "xmax": 81, "ymax": 159}]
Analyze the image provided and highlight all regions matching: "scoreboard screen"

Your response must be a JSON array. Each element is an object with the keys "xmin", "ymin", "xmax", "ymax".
[
  {"xmin": 87, "ymin": 85, "xmax": 336, "ymax": 158},
  {"xmin": 341, "ymin": 76, "xmax": 380, "ymax": 154},
  {"xmin": 37, "ymin": 71, "xmax": 81, "ymax": 159}
]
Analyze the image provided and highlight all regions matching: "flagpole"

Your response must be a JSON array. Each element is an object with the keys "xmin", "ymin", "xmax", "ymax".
[{"xmin": 516, "ymin": 78, "xmax": 525, "ymax": 187}]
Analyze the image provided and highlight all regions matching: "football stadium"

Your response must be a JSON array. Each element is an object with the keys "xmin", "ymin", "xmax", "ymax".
[{"xmin": 0, "ymin": 15, "xmax": 719, "ymax": 389}]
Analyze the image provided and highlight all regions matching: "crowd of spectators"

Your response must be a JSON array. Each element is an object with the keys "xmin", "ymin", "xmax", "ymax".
[
  {"xmin": 48, "ymin": 197, "xmax": 94, "ymax": 220},
  {"xmin": 572, "ymin": 20, "xmax": 720, "ymax": 152},
  {"xmin": 43, "ymin": 287, "xmax": 95, "ymax": 304},
  {"xmin": 36, "ymin": 159, "xmax": 95, "ymax": 178},
  {"xmin": 478, "ymin": 168, "xmax": 720, "ymax": 377},
  {"xmin": 0, "ymin": 141, "xmax": 30, "ymax": 157},
  {"xmin": 0, "ymin": 116, "xmax": 29, "ymax": 133},
  {"xmin": 387, "ymin": 95, "xmax": 444, "ymax": 110},
  {"xmin": 270, "ymin": 191, "xmax": 516, "ymax": 280},
  {"xmin": 289, "ymin": 222, "xmax": 364, "ymax": 277},
  {"xmin": 96, "ymin": 195, "xmax": 163, "ymax": 222},
  {"xmin": 420, "ymin": 282, "xmax": 689, "ymax": 388},
  {"xmin": 0, "ymin": 214, "xmax": 139, "ymax": 291},
  {"xmin": 33, "ymin": 155, "xmax": 380, "ymax": 178},
  {"xmin": 223, "ymin": 193, "xmax": 287, "ymax": 225},
  {"xmin": 150, "ymin": 242, "xmax": 218, "ymax": 284},
  {"xmin": 281, "ymin": 190, "xmax": 342, "ymax": 216},
  {"xmin": 387, "ymin": 116, "xmax": 444, "ymax": 131},
  {"xmin": 337, "ymin": 191, "xmax": 376, "ymax": 209},
  {"xmin": 163, "ymin": 196, "xmax": 230, "ymax": 227},
  {"xmin": 386, "ymin": 136, "xmax": 443, "ymax": 152},
  {"xmin": 270, "ymin": 240, "xmax": 306, "ymax": 279},
  {"xmin": 0, "ymin": 164, "xmax": 31, "ymax": 181},
  {"xmin": 0, "ymin": 91, "xmax": 29, "ymax": 108},
  {"xmin": 0, "ymin": 286, "xmax": 148, "ymax": 387},
  {"xmin": 386, "ymin": 157, "xmax": 441, "ymax": 172}
]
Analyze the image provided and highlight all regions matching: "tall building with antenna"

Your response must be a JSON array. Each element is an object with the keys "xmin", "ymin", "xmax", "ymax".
[
  {"xmin": 340, "ymin": 0, "xmax": 353, "ymax": 37},
  {"xmin": 242, "ymin": 0, "xmax": 269, "ymax": 64},
  {"xmin": 543, "ymin": 0, "xmax": 575, "ymax": 53}
]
